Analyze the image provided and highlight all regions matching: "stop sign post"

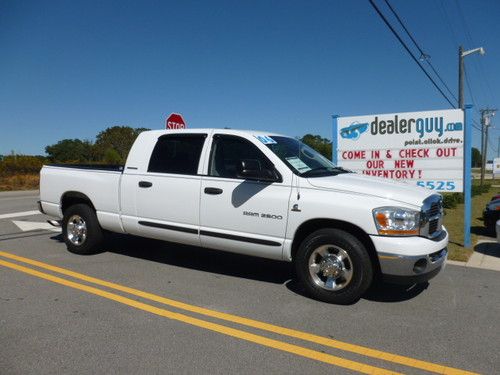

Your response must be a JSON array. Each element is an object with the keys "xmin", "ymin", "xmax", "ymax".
[{"xmin": 166, "ymin": 113, "xmax": 187, "ymax": 129}]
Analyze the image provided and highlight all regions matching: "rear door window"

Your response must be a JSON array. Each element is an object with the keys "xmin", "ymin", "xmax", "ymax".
[{"xmin": 148, "ymin": 134, "xmax": 206, "ymax": 175}]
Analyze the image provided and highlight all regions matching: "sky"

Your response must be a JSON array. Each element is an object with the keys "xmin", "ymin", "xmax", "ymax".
[{"xmin": 1, "ymin": 0, "xmax": 498, "ymax": 158}]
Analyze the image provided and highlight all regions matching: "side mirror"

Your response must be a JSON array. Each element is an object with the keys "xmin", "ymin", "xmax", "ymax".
[
  {"xmin": 237, "ymin": 159, "xmax": 261, "ymax": 179},
  {"xmin": 237, "ymin": 159, "xmax": 279, "ymax": 182}
]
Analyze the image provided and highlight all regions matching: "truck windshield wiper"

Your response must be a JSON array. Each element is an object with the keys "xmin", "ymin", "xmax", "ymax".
[
  {"xmin": 300, "ymin": 167, "xmax": 336, "ymax": 177},
  {"xmin": 332, "ymin": 166, "xmax": 353, "ymax": 173}
]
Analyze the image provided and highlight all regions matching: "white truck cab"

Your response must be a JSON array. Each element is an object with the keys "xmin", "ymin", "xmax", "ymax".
[{"xmin": 39, "ymin": 129, "xmax": 448, "ymax": 304}]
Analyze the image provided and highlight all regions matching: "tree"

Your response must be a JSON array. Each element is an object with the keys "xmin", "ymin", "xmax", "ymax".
[
  {"xmin": 45, "ymin": 139, "xmax": 95, "ymax": 163},
  {"xmin": 103, "ymin": 148, "xmax": 122, "ymax": 164},
  {"xmin": 472, "ymin": 147, "xmax": 481, "ymax": 168},
  {"xmin": 299, "ymin": 134, "xmax": 332, "ymax": 160},
  {"xmin": 94, "ymin": 126, "xmax": 149, "ymax": 163}
]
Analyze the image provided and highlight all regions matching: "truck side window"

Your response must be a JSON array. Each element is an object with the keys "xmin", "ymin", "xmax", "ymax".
[
  {"xmin": 148, "ymin": 134, "xmax": 206, "ymax": 175},
  {"xmin": 209, "ymin": 135, "xmax": 274, "ymax": 179}
]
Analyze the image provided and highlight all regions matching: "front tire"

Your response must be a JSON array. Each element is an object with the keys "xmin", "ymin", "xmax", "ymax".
[
  {"xmin": 294, "ymin": 228, "xmax": 373, "ymax": 304},
  {"xmin": 62, "ymin": 204, "xmax": 104, "ymax": 255}
]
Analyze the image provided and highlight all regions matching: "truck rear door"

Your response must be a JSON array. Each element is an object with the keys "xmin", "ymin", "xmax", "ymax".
[{"xmin": 122, "ymin": 132, "xmax": 208, "ymax": 246}]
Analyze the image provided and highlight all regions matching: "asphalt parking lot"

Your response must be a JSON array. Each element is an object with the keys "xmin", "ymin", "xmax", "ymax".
[{"xmin": 0, "ymin": 191, "xmax": 499, "ymax": 374}]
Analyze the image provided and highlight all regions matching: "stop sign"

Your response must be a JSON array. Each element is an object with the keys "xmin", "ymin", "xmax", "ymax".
[{"xmin": 166, "ymin": 113, "xmax": 187, "ymax": 129}]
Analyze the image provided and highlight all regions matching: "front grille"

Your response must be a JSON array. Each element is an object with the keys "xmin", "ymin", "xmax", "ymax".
[
  {"xmin": 429, "ymin": 219, "xmax": 439, "ymax": 235},
  {"xmin": 421, "ymin": 195, "xmax": 443, "ymax": 238},
  {"xmin": 429, "ymin": 202, "xmax": 440, "ymax": 218}
]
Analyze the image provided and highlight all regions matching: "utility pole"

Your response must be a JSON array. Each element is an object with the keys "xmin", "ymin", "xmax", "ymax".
[
  {"xmin": 458, "ymin": 46, "xmax": 485, "ymax": 109},
  {"xmin": 480, "ymin": 108, "xmax": 497, "ymax": 185}
]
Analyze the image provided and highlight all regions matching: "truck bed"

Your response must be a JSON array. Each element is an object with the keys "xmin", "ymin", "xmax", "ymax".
[{"xmin": 39, "ymin": 164, "xmax": 124, "ymax": 231}]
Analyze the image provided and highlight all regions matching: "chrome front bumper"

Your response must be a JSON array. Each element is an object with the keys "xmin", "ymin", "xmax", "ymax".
[
  {"xmin": 370, "ymin": 229, "xmax": 448, "ymax": 284},
  {"xmin": 378, "ymin": 247, "xmax": 447, "ymax": 284}
]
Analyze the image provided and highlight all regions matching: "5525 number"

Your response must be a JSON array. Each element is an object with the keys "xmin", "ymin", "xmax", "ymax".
[{"xmin": 416, "ymin": 180, "xmax": 456, "ymax": 191}]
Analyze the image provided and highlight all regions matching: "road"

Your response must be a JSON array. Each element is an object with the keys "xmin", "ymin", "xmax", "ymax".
[{"xmin": 0, "ymin": 191, "xmax": 499, "ymax": 374}]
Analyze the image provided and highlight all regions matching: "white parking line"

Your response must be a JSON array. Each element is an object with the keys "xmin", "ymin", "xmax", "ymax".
[
  {"xmin": 0, "ymin": 210, "xmax": 41, "ymax": 220},
  {"xmin": 11, "ymin": 220, "xmax": 60, "ymax": 232}
]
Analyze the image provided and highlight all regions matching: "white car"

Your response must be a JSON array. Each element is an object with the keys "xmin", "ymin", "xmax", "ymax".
[{"xmin": 39, "ymin": 129, "xmax": 448, "ymax": 304}]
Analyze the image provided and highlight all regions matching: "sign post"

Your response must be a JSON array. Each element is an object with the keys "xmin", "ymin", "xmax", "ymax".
[
  {"xmin": 463, "ymin": 104, "xmax": 473, "ymax": 248},
  {"xmin": 166, "ymin": 113, "xmax": 187, "ymax": 129},
  {"xmin": 332, "ymin": 115, "xmax": 340, "ymax": 164}
]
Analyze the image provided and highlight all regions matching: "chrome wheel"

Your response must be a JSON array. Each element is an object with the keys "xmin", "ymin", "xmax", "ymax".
[
  {"xmin": 67, "ymin": 215, "xmax": 87, "ymax": 246},
  {"xmin": 308, "ymin": 245, "xmax": 353, "ymax": 291}
]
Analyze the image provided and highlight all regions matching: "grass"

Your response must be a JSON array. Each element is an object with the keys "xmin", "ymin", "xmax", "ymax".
[
  {"xmin": 444, "ymin": 181, "xmax": 498, "ymax": 261},
  {"xmin": 0, "ymin": 174, "xmax": 39, "ymax": 191}
]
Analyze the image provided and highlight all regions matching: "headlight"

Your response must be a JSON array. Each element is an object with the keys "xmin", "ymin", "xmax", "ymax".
[{"xmin": 372, "ymin": 207, "xmax": 420, "ymax": 236}]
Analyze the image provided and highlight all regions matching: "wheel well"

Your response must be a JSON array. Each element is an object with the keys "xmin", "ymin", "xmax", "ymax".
[
  {"xmin": 291, "ymin": 219, "xmax": 381, "ymax": 275},
  {"xmin": 61, "ymin": 192, "xmax": 95, "ymax": 214}
]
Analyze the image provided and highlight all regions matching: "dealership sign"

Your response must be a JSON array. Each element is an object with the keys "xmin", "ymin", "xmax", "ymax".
[{"xmin": 334, "ymin": 109, "xmax": 464, "ymax": 192}]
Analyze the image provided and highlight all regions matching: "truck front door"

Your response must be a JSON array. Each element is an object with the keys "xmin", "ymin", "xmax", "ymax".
[{"xmin": 199, "ymin": 134, "xmax": 292, "ymax": 260}]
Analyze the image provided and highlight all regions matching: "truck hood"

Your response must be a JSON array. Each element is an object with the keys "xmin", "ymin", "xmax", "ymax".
[{"xmin": 306, "ymin": 173, "xmax": 433, "ymax": 208}]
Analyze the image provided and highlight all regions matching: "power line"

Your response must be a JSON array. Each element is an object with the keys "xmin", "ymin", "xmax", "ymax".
[
  {"xmin": 478, "ymin": 60, "xmax": 496, "ymax": 105},
  {"xmin": 488, "ymin": 137, "xmax": 497, "ymax": 155},
  {"xmin": 368, "ymin": 0, "xmax": 456, "ymax": 108},
  {"xmin": 454, "ymin": 0, "xmax": 495, "ymax": 106},
  {"xmin": 463, "ymin": 65, "xmax": 477, "ymax": 109},
  {"xmin": 472, "ymin": 120, "xmax": 481, "ymax": 132},
  {"xmin": 437, "ymin": 0, "xmax": 459, "ymax": 48},
  {"xmin": 439, "ymin": 0, "xmax": 494, "ymax": 112},
  {"xmin": 383, "ymin": 0, "xmax": 458, "ymax": 104},
  {"xmin": 454, "ymin": 0, "xmax": 474, "ymax": 46}
]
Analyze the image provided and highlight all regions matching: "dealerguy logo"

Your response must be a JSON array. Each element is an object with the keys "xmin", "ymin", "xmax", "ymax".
[
  {"xmin": 340, "ymin": 122, "xmax": 369, "ymax": 141},
  {"xmin": 340, "ymin": 115, "xmax": 463, "ymax": 141}
]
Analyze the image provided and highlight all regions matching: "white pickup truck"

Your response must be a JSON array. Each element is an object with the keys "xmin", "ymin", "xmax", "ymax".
[{"xmin": 39, "ymin": 129, "xmax": 448, "ymax": 304}]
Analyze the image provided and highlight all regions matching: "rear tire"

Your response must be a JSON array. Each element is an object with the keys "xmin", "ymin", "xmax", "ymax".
[
  {"xmin": 62, "ymin": 204, "xmax": 104, "ymax": 255},
  {"xmin": 294, "ymin": 228, "xmax": 373, "ymax": 304}
]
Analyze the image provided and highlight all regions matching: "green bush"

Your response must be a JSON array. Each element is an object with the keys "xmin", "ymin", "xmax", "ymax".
[
  {"xmin": 472, "ymin": 183, "xmax": 491, "ymax": 196},
  {"xmin": 103, "ymin": 148, "xmax": 123, "ymax": 164},
  {"xmin": 442, "ymin": 193, "xmax": 462, "ymax": 209},
  {"xmin": 0, "ymin": 155, "xmax": 47, "ymax": 177},
  {"xmin": 442, "ymin": 183, "xmax": 492, "ymax": 209}
]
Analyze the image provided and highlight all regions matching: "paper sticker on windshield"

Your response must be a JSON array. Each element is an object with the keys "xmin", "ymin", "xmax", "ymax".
[
  {"xmin": 286, "ymin": 157, "xmax": 311, "ymax": 173},
  {"xmin": 255, "ymin": 135, "xmax": 277, "ymax": 145}
]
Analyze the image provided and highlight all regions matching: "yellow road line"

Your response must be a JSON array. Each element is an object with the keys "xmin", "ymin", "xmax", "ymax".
[
  {"xmin": 0, "ymin": 258, "xmax": 399, "ymax": 375},
  {"xmin": 0, "ymin": 251, "xmax": 478, "ymax": 375}
]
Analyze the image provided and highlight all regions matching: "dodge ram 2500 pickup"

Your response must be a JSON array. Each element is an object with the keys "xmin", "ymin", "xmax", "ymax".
[{"xmin": 39, "ymin": 129, "xmax": 448, "ymax": 304}]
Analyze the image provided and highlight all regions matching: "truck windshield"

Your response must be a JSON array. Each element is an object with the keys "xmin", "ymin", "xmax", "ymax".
[{"xmin": 263, "ymin": 136, "xmax": 351, "ymax": 177}]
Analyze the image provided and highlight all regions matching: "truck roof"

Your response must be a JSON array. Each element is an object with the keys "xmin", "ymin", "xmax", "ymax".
[{"xmin": 142, "ymin": 128, "xmax": 287, "ymax": 138}]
